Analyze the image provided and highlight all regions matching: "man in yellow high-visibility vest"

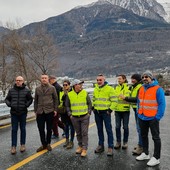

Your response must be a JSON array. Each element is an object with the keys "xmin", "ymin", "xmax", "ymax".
[
  {"xmin": 93, "ymin": 74, "xmax": 116, "ymax": 156},
  {"xmin": 66, "ymin": 79, "xmax": 92, "ymax": 157}
]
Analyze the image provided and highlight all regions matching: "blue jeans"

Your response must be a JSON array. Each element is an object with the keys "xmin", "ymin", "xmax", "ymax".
[
  {"xmin": 115, "ymin": 111, "xmax": 130, "ymax": 143},
  {"xmin": 65, "ymin": 122, "xmax": 75, "ymax": 142},
  {"xmin": 133, "ymin": 108, "xmax": 143, "ymax": 146},
  {"xmin": 61, "ymin": 113, "xmax": 75, "ymax": 142},
  {"xmin": 11, "ymin": 114, "xmax": 27, "ymax": 147},
  {"xmin": 94, "ymin": 110, "xmax": 114, "ymax": 148}
]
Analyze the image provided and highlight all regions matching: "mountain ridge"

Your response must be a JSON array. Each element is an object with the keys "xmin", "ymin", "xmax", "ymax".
[
  {"xmin": 98, "ymin": 0, "xmax": 167, "ymax": 22},
  {"xmin": 1, "ymin": 2, "xmax": 170, "ymax": 78},
  {"xmin": 21, "ymin": 2, "xmax": 170, "ymax": 44}
]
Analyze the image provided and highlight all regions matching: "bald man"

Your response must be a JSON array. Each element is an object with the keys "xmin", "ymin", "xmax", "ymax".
[{"xmin": 5, "ymin": 76, "xmax": 33, "ymax": 155}]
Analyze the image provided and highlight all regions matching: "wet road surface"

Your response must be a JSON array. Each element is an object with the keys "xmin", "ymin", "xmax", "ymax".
[{"xmin": 0, "ymin": 97, "xmax": 170, "ymax": 170}]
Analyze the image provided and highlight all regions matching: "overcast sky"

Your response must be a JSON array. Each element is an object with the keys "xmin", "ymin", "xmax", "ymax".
[
  {"xmin": 0, "ymin": 0, "xmax": 98, "ymax": 27},
  {"xmin": 0, "ymin": 0, "xmax": 168, "ymax": 27}
]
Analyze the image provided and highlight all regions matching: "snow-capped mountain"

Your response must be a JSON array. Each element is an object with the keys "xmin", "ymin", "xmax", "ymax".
[
  {"xmin": 17, "ymin": 1, "xmax": 170, "ymax": 78},
  {"xmin": 157, "ymin": 0, "xmax": 170, "ymax": 22},
  {"xmin": 99, "ymin": 0, "xmax": 168, "ymax": 22}
]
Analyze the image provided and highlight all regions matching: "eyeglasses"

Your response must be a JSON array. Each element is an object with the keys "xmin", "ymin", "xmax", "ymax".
[
  {"xmin": 63, "ymin": 84, "xmax": 68, "ymax": 86},
  {"xmin": 16, "ymin": 80, "xmax": 23, "ymax": 82},
  {"xmin": 142, "ymin": 76, "xmax": 149, "ymax": 79},
  {"xmin": 97, "ymin": 79, "xmax": 102, "ymax": 81}
]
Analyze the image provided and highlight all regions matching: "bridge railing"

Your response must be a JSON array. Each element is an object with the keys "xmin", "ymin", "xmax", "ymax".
[
  {"xmin": 0, "ymin": 87, "xmax": 94, "ymax": 119},
  {"xmin": 0, "ymin": 103, "xmax": 34, "ymax": 119}
]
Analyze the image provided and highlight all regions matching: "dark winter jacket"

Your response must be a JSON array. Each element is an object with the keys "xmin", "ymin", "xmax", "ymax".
[
  {"xmin": 52, "ymin": 81, "xmax": 62, "ymax": 104},
  {"xmin": 5, "ymin": 84, "xmax": 33, "ymax": 115}
]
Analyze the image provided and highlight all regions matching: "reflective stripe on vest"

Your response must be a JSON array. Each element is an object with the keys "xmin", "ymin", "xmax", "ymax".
[
  {"xmin": 95, "ymin": 97, "xmax": 109, "ymax": 101},
  {"xmin": 110, "ymin": 96, "xmax": 117, "ymax": 99},
  {"xmin": 116, "ymin": 100, "xmax": 129, "ymax": 104},
  {"xmin": 71, "ymin": 109, "xmax": 87, "ymax": 113},
  {"xmin": 72, "ymin": 103, "xmax": 86, "ymax": 106},
  {"xmin": 93, "ymin": 84, "xmax": 116, "ymax": 110},
  {"xmin": 138, "ymin": 85, "xmax": 159, "ymax": 117},
  {"xmin": 68, "ymin": 89, "xmax": 88, "ymax": 116},
  {"xmin": 115, "ymin": 83, "xmax": 130, "ymax": 111},
  {"xmin": 94, "ymin": 104, "xmax": 110, "ymax": 108}
]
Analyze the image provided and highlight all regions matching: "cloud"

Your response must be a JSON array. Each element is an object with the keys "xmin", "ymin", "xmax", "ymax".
[{"xmin": 0, "ymin": 0, "xmax": 97, "ymax": 27}]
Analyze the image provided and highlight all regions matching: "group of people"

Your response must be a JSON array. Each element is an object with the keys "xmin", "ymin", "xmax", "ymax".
[{"xmin": 5, "ymin": 70, "xmax": 166, "ymax": 166}]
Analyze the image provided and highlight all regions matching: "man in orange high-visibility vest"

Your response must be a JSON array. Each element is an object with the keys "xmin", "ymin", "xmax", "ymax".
[{"xmin": 136, "ymin": 71, "xmax": 166, "ymax": 167}]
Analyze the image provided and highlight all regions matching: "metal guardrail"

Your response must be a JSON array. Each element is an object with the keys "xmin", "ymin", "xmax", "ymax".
[
  {"xmin": 0, "ymin": 103, "xmax": 34, "ymax": 118},
  {"xmin": 0, "ymin": 88, "xmax": 94, "ymax": 118}
]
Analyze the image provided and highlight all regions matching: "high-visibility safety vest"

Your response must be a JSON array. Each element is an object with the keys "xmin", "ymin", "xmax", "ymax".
[
  {"xmin": 68, "ymin": 89, "xmax": 88, "ymax": 116},
  {"xmin": 58, "ymin": 91, "xmax": 64, "ymax": 108},
  {"xmin": 59, "ymin": 89, "xmax": 72, "ymax": 107},
  {"xmin": 92, "ymin": 84, "xmax": 117, "ymax": 111},
  {"xmin": 138, "ymin": 85, "xmax": 160, "ymax": 117},
  {"xmin": 130, "ymin": 84, "xmax": 142, "ymax": 108},
  {"xmin": 115, "ymin": 83, "xmax": 131, "ymax": 112},
  {"xmin": 57, "ymin": 91, "xmax": 67, "ymax": 114}
]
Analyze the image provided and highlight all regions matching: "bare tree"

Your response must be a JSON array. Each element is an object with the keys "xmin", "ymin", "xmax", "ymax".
[
  {"xmin": 0, "ymin": 41, "xmax": 9, "ymax": 96},
  {"xmin": 25, "ymin": 26, "xmax": 58, "ymax": 75},
  {"xmin": 3, "ymin": 30, "xmax": 34, "ymax": 89},
  {"xmin": 0, "ymin": 22, "xmax": 59, "ymax": 94},
  {"xmin": 0, "ymin": 21, "xmax": 37, "ymax": 90}
]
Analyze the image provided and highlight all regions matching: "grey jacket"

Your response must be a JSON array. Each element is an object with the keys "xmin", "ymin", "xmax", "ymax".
[{"xmin": 34, "ymin": 83, "xmax": 58, "ymax": 114}]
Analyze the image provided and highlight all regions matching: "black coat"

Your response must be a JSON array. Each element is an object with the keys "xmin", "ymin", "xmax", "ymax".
[
  {"xmin": 5, "ymin": 84, "xmax": 33, "ymax": 115},
  {"xmin": 52, "ymin": 81, "xmax": 62, "ymax": 103}
]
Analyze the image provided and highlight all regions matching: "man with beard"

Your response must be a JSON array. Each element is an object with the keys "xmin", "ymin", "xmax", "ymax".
[
  {"xmin": 136, "ymin": 71, "xmax": 166, "ymax": 167},
  {"xmin": 34, "ymin": 74, "xmax": 58, "ymax": 152}
]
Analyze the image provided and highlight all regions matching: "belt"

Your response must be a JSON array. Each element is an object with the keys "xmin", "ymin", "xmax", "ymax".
[
  {"xmin": 72, "ymin": 114, "xmax": 88, "ymax": 118},
  {"xmin": 95, "ymin": 109, "xmax": 108, "ymax": 114},
  {"xmin": 97, "ymin": 109, "xmax": 108, "ymax": 111}
]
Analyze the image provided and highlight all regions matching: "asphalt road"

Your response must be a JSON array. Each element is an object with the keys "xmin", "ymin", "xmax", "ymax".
[{"xmin": 0, "ymin": 97, "xmax": 170, "ymax": 170}]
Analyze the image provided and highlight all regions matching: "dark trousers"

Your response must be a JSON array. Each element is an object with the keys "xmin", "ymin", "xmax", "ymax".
[
  {"xmin": 115, "ymin": 111, "xmax": 130, "ymax": 143},
  {"xmin": 61, "ymin": 114, "xmax": 75, "ymax": 142},
  {"xmin": 52, "ymin": 114, "xmax": 65, "ymax": 136},
  {"xmin": 11, "ymin": 114, "xmax": 27, "ymax": 147},
  {"xmin": 138, "ymin": 118, "xmax": 161, "ymax": 159},
  {"xmin": 133, "ymin": 108, "xmax": 143, "ymax": 146},
  {"xmin": 94, "ymin": 110, "xmax": 114, "ymax": 148},
  {"xmin": 36, "ymin": 112, "xmax": 54, "ymax": 146}
]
